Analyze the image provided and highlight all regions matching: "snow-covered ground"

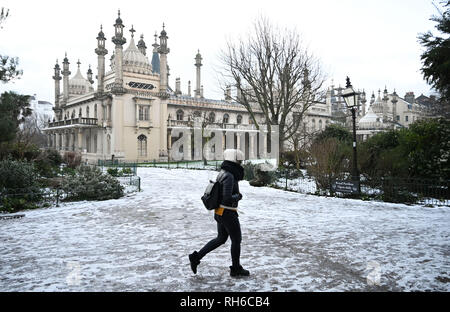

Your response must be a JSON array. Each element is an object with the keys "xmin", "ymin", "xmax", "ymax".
[{"xmin": 0, "ymin": 167, "xmax": 449, "ymax": 292}]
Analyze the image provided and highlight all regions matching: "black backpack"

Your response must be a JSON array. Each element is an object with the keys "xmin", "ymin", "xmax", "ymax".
[{"xmin": 201, "ymin": 171, "xmax": 224, "ymax": 210}]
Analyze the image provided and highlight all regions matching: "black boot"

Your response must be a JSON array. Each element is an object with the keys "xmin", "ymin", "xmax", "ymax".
[
  {"xmin": 189, "ymin": 251, "xmax": 201, "ymax": 274},
  {"xmin": 230, "ymin": 265, "xmax": 250, "ymax": 277}
]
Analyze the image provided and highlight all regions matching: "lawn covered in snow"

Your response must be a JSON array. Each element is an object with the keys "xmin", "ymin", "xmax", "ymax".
[{"xmin": 0, "ymin": 167, "xmax": 449, "ymax": 291}]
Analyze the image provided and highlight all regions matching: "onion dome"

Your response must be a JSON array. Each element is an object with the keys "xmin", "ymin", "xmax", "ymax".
[
  {"xmin": 69, "ymin": 60, "xmax": 94, "ymax": 95},
  {"xmin": 123, "ymin": 35, "xmax": 152, "ymax": 75},
  {"xmin": 115, "ymin": 10, "xmax": 123, "ymax": 25},
  {"xmin": 359, "ymin": 105, "xmax": 382, "ymax": 124}
]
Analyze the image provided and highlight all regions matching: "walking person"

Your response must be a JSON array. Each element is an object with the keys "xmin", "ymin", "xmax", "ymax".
[{"xmin": 189, "ymin": 149, "xmax": 250, "ymax": 277}]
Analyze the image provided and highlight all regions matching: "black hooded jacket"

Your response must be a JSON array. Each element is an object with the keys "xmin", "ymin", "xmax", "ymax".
[{"xmin": 217, "ymin": 160, "xmax": 244, "ymax": 208}]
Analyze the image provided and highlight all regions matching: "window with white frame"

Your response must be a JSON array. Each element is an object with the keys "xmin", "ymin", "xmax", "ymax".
[{"xmin": 138, "ymin": 134, "xmax": 147, "ymax": 157}]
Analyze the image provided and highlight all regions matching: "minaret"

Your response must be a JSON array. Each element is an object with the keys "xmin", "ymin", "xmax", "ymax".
[
  {"xmin": 225, "ymin": 85, "xmax": 231, "ymax": 102},
  {"xmin": 188, "ymin": 80, "xmax": 191, "ymax": 97},
  {"xmin": 151, "ymin": 32, "xmax": 160, "ymax": 74},
  {"xmin": 95, "ymin": 25, "xmax": 108, "ymax": 93},
  {"xmin": 194, "ymin": 50, "xmax": 202, "ymax": 98},
  {"xmin": 392, "ymin": 89, "xmax": 398, "ymax": 123},
  {"xmin": 158, "ymin": 23, "xmax": 170, "ymax": 97},
  {"xmin": 111, "ymin": 10, "xmax": 126, "ymax": 94},
  {"xmin": 360, "ymin": 89, "xmax": 367, "ymax": 116},
  {"xmin": 62, "ymin": 53, "xmax": 70, "ymax": 105},
  {"xmin": 52, "ymin": 59, "xmax": 62, "ymax": 109},
  {"xmin": 382, "ymin": 86, "xmax": 389, "ymax": 121},
  {"xmin": 137, "ymin": 34, "xmax": 147, "ymax": 55},
  {"xmin": 87, "ymin": 65, "xmax": 94, "ymax": 84},
  {"xmin": 175, "ymin": 77, "xmax": 181, "ymax": 95},
  {"xmin": 370, "ymin": 91, "xmax": 375, "ymax": 104}
]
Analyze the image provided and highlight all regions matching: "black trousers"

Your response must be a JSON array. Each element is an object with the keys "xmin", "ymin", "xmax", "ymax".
[{"xmin": 197, "ymin": 209, "xmax": 242, "ymax": 268}]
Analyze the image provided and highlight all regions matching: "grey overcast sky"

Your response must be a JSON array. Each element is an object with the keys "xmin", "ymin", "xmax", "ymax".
[{"xmin": 0, "ymin": 0, "xmax": 440, "ymax": 103}]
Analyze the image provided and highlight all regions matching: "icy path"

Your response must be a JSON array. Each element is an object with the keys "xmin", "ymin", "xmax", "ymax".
[{"xmin": 0, "ymin": 168, "xmax": 449, "ymax": 292}]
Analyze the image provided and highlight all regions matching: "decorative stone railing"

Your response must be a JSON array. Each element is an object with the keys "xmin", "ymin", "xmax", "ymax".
[{"xmin": 47, "ymin": 117, "xmax": 99, "ymax": 128}]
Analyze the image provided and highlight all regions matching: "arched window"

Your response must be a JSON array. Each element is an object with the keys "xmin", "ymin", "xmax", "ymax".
[
  {"xmin": 208, "ymin": 112, "xmax": 215, "ymax": 123},
  {"xmin": 93, "ymin": 134, "xmax": 97, "ymax": 153},
  {"xmin": 176, "ymin": 109, "xmax": 184, "ymax": 121},
  {"xmin": 237, "ymin": 115, "xmax": 242, "ymax": 124},
  {"xmin": 86, "ymin": 135, "xmax": 91, "ymax": 153},
  {"xmin": 71, "ymin": 110, "xmax": 75, "ymax": 119},
  {"xmin": 312, "ymin": 119, "xmax": 316, "ymax": 131},
  {"xmin": 193, "ymin": 110, "xmax": 201, "ymax": 118},
  {"xmin": 86, "ymin": 106, "xmax": 90, "ymax": 118},
  {"xmin": 94, "ymin": 104, "xmax": 97, "ymax": 118},
  {"xmin": 79, "ymin": 108, "xmax": 82, "ymax": 117},
  {"xmin": 138, "ymin": 134, "xmax": 147, "ymax": 157},
  {"xmin": 319, "ymin": 119, "xmax": 323, "ymax": 130},
  {"xmin": 223, "ymin": 114, "xmax": 229, "ymax": 124},
  {"xmin": 107, "ymin": 134, "xmax": 111, "ymax": 155}
]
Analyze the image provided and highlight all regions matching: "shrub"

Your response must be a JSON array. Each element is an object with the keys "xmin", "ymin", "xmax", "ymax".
[
  {"xmin": 248, "ymin": 162, "xmax": 277, "ymax": 187},
  {"xmin": 63, "ymin": 151, "xmax": 82, "ymax": 169},
  {"xmin": 0, "ymin": 158, "xmax": 42, "ymax": 212},
  {"xmin": 120, "ymin": 168, "xmax": 133, "ymax": 176},
  {"xmin": 107, "ymin": 168, "xmax": 120, "ymax": 176},
  {"xmin": 34, "ymin": 149, "xmax": 63, "ymax": 178},
  {"xmin": 242, "ymin": 162, "xmax": 257, "ymax": 181},
  {"xmin": 306, "ymin": 138, "xmax": 350, "ymax": 192},
  {"xmin": 62, "ymin": 165, "xmax": 124, "ymax": 201}
]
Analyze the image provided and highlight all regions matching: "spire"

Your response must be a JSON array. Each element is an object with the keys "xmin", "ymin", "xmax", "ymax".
[
  {"xmin": 87, "ymin": 64, "xmax": 94, "ymax": 84},
  {"xmin": 112, "ymin": 9, "xmax": 126, "ymax": 46},
  {"xmin": 130, "ymin": 25, "xmax": 135, "ymax": 38},
  {"xmin": 151, "ymin": 31, "xmax": 160, "ymax": 74},
  {"xmin": 158, "ymin": 23, "xmax": 169, "ymax": 96},
  {"xmin": 62, "ymin": 53, "xmax": 71, "ymax": 104},
  {"xmin": 96, "ymin": 24, "xmax": 108, "ymax": 56},
  {"xmin": 137, "ymin": 34, "xmax": 147, "ymax": 56},
  {"xmin": 77, "ymin": 59, "xmax": 81, "ymax": 69},
  {"xmin": 195, "ymin": 50, "xmax": 202, "ymax": 98}
]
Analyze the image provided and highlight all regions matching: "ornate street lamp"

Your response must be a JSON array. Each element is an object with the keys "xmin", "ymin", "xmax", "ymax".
[{"xmin": 341, "ymin": 77, "xmax": 361, "ymax": 194}]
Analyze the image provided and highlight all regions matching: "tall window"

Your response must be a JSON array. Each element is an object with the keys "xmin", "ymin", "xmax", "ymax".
[
  {"xmin": 93, "ymin": 135, "xmax": 97, "ymax": 153},
  {"xmin": 86, "ymin": 106, "xmax": 90, "ymax": 118},
  {"xmin": 176, "ymin": 109, "xmax": 184, "ymax": 121},
  {"xmin": 208, "ymin": 112, "xmax": 215, "ymax": 123},
  {"xmin": 249, "ymin": 117, "xmax": 254, "ymax": 125},
  {"xmin": 312, "ymin": 119, "xmax": 316, "ymax": 131},
  {"xmin": 223, "ymin": 114, "xmax": 229, "ymax": 124},
  {"xmin": 94, "ymin": 104, "xmax": 97, "ymax": 118},
  {"xmin": 319, "ymin": 119, "xmax": 323, "ymax": 130},
  {"xmin": 86, "ymin": 135, "xmax": 91, "ymax": 153},
  {"xmin": 139, "ymin": 106, "xmax": 149, "ymax": 121},
  {"xmin": 107, "ymin": 134, "xmax": 111, "ymax": 155},
  {"xmin": 138, "ymin": 134, "xmax": 147, "ymax": 157},
  {"xmin": 237, "ymin": 114, "xmax": 242, "ymax": 124},
  {"xmin": 79, "ymin": 108, "xmax": 82, "ymax": 117}
]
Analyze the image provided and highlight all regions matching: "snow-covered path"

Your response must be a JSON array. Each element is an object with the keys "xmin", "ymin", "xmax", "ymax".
[{"xmin": 0, "ymin": 168, "xmax": 449, "ymax": 291}]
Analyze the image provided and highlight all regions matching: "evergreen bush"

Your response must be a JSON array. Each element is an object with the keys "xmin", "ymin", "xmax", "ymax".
[
  {"xmin": 62, "ymin": 165, "xmax": 124, "ymax": 201},
  {"xmin": 0, "ymin": 158, "xmax": 42, "ymax": 212}
]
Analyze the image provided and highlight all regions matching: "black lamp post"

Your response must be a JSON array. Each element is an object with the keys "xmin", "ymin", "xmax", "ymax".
[{"xmin": 341, "ymin": 77, "xmax": 361, "ymax": 195}]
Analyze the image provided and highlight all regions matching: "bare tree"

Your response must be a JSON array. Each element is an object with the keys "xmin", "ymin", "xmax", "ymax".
[
  {"xmin": 287, "ymin": 122, "xmax": 317, "ymax": 169},
  {"xmin": 187, "ymin": 110, "xmax": 223, "ymax": 165},
  {"xmin": 219, "ymin": 16, "xmax": 326, "ymax": 152},
  {"xmin": 17, "ymin": 113, "xmax": 47, "ymax": 148}
]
